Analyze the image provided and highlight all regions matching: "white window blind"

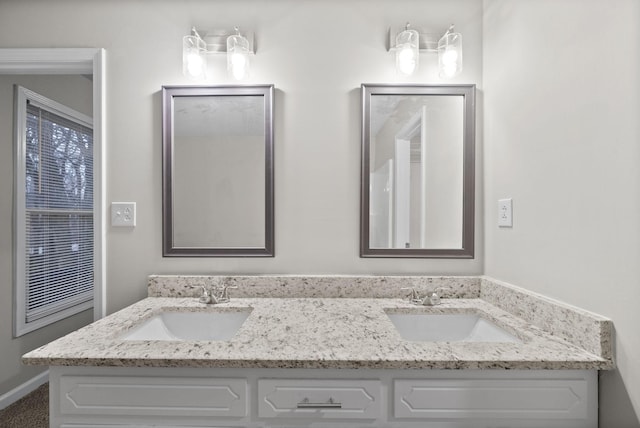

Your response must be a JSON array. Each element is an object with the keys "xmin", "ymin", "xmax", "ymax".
[{"xmin": 15, "ymin": 86, "xmax": 94, "ymax": 335}]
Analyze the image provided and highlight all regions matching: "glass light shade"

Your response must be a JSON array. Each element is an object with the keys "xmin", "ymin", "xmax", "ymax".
[
  {"xmin": 395, "ymin": 29, "xmax": 419, "ymax": 76},
  {"xmin": 183, "ymin": 35, "xmax": 207, "ymax": 79},
  {"xmin": 227, "ymin": 34, "xmax": 250, "ymax": 80},
  {"xmin": 438, "ymin": 32, "xmax": 463, "ymax": 78}
]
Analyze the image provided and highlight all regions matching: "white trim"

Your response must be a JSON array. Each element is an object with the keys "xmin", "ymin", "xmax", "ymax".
[
  {"xmin": 19, "ymin": 301, "xmax": 94, "ymax": 336},
  {"xmin": 0, "ymin": 370, "xmax": 49, "ymax": 411},
  {"xmin": 0, "ymin": 48, "xmax": 106, "ymax": 325},
  {"xmin": 93, "ymin": 49, "xmax": 106, "ymax": 321},
  {"xmin": 13, "ymin": 83, "xmax": 28, "ymax": 336},
  {"xmin": 0, "ymin": 48, "xmax": 95, "ymax": 74}
]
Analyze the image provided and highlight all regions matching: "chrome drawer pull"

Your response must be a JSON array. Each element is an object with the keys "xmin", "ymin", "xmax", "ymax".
[{"xmin": 296, "ymin": 397, "xmax": 342, "ymax": 409}]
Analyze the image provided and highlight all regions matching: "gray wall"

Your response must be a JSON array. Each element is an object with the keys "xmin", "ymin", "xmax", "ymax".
[
  {"xmin": 0, "ymin": 0, "xmax": 485, "ymax": 316},
  {"xmin": 483, "ymin": 0, "xmax": 640, "ymax": 426},
  {"xmin": 0, "ymin": 0, "xmax": 484, "ymax": 397},
  {"xmin": 0, "ymin": 75, "xmax": 94, "ymax": 395}
]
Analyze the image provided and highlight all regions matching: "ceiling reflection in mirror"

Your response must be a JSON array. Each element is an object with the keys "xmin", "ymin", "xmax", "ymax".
[{"xmin": 361, "ymin": 85, "xmax": 475, "ymax": 258}]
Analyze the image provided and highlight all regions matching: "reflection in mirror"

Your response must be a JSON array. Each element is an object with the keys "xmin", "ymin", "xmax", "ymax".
[
  {"xmin": 162, "ymin": 85, "xmax": 274, "ymax": 257},
  {"xmin": 361, "ymin": 84, "xmax": 475, "ymax": 258}
]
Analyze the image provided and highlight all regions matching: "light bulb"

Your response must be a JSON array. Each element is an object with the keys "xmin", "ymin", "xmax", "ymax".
[
  {"xmin": 395, "ymin": 27, "xmax": 419, "ymax": 76},
  {"xmin": 186, "ymin": 51, "xmax": 205, "ymax": 78},
  {"xmin": 441, "ymin": 63, "xmax": 458, "ymax": 78},
  {"xmin": 230, "ymin": 52, "xmax": 248, "ymax": 80},
  {"xmin": 437, "ymin": 28, "xmax": 462, "ymax": 79},
  {"xmin": 227, "ymin": 32, "xmax": 251, "ymax": 80},
  {"xmin": 183, "ymin": 34, "xmax": 206, "ymax": 79},
  {"xmin": 397, "ymin": 46, "xmax": 417, "ymax": 75},
  {"xmin": 441, "ymin": 47, "xmax": 458, "ymax": 65}
]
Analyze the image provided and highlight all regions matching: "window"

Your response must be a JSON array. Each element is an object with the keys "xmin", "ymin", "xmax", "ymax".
[{"xmin": 14, "ymin": 86, "xmax": 94, "ymax": 336}]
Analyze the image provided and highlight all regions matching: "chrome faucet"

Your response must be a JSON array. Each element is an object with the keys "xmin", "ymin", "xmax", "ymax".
[
  {"xmin": 191, "ymin": 284, "xmax": 237, "ymax": 304},
  {"xmin": 401, "ymin": 287, "xmax": 449, "ymax": 306}
]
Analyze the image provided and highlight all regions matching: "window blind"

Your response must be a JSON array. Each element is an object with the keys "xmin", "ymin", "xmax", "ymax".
[{"xmin": 24, "ymin": 102, "xmax": 94, "ymax": 323}]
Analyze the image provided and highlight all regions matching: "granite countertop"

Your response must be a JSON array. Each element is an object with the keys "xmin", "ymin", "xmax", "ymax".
[{"xmin": 22, "ymin": 296, "xmax": 612, "ymax": 370}]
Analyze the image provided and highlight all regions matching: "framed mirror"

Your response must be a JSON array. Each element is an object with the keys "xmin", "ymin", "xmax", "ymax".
[
  {"xmin": 360, "ymin": 84, "xmax": 475, "ymax": 258},
  {"xmin": 162, "ymin": 85, "xmax": 274, "ymax": 257}
]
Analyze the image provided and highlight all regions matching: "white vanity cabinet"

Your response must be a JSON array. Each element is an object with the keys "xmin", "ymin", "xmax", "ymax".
[{"xmin": 50, "ymin": 366, "xmax": 597, "ymax": 428}]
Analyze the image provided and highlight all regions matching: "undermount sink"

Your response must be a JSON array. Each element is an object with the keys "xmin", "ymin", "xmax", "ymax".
[
  {"xmin": 120, "ymin": 309, "xmax": 251, "ymax": 341},
  {"xmin": 386, "ymin": 312, "xmax": 521, "ymax": 343}
]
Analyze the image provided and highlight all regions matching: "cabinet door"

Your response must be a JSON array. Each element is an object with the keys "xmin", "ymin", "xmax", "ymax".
[
  {"xmin": 59, "ymin": 375, "xmax": 247, "ymax": 418},
  {"xmin": 258, "ymin": 379, "xmax": 381, "ymax": 420},
  {"xmin": 394, "ymin": 377, "xmax": 591, "ymax": 422}
]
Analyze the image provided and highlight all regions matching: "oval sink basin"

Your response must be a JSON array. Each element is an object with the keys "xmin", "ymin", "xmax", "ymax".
[
  {"xmin": 120, "ymin": 310, "xmax": 251, "ymax": 341},
  {"xmin": 386, "ymin": 313, "xmax": 521, "ymax": 343}
]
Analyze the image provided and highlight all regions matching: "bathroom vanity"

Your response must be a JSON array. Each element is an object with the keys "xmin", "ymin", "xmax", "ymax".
[{"xmin": 23, "ymin": 276, "xmax": 613, "ymax": 428}]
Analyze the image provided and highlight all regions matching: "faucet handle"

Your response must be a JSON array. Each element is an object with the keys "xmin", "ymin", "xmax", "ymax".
[
  {"xmin": 188, "ymin": 284, "xmax": 206, "ymax": 293},
  {"xmin": 219, "ymin": 285, "xmax": 238, "ymax": 301},
  {"xmin": 189, "ymin": 285, "xmax": 212, "ymax": 304},
  {"xmin": 400, "ymin": 287, "xmax": 420, "ymax": 303},
  {"xmin": 422, "ymin": 291, "xmax": 441, "ymax": 306},
  {"xmin": 420, "ymin": 287, "xmax": 453, "ymax": 305},
  {"xmin": 433, "ymin": 286, "xmax": 452, "ymax": 297}
]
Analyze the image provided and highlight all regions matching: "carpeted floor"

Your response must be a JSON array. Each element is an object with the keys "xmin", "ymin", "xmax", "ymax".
[{"xmin": 0, "ymin": 383, "xmax": 48, "ymax": 428}]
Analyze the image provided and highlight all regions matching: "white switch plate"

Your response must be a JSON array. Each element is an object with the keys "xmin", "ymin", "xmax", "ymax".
[
  {"xmin": 111, "ymin": 202, "xmax": 136, "ymax": 227},
  {"xmin": 498, "ymin": 198, "xmax": 513, "ymax": 227}
]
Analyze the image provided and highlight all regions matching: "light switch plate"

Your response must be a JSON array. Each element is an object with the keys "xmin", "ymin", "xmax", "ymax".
[
  {"xmin": 111, "ymin": 202, "xmax": 136, "ymax": 227},
  {"xmin": 498, "ymin": 198, "xmax": 513, "ymax": 227}
]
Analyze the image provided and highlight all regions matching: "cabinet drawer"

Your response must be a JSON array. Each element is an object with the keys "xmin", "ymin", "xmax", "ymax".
[
  {"xmin": 394, "ymin": 377, "xmax": 590, "ymax": 421},
  {"xmin": 258, "ymin": 379, "xmax": 381, "ymax": 420},
  {"xmin": 59, "ymin": 375, "xmax": 247, "ymax": 418}
]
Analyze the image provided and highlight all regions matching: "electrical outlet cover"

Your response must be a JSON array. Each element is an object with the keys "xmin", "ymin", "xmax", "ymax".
[
  {"xmin": 498, "ymin": 198, "xmax": 513, "ymax": 227},
  {"xmin": 111, "ymin": 202, "xmax": 136, "ymax": 227}
]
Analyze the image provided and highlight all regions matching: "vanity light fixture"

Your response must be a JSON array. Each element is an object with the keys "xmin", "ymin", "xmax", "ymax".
[
  {"xmin": 389, "ymin": 23, "xmax": 463, "ymax": 78},
  {"xmin": 395, "ymin": 24, "xmax": 419, "ymax": 76},
  {"xmin": 438, "ymin": 25, "xmax": 463, "ymax": 78},
  {"xmin": 183, "ymin": 28, "xmax": 207, "ymax": 79},
  {"xmin": 227, "ymin": 27, "xmax": 250, "ymax": 80},
  {"xmin": 182, "ymin": 26, "xmax": 254, "ymax": 80}
]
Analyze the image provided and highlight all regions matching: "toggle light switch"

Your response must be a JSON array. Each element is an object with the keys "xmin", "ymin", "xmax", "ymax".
[{"xmin": 111, "ymin": 202, "xmax": 136, "ymax": 227}]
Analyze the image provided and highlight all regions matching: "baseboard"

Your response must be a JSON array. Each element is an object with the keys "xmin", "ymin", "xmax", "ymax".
[{"xmin": 0, "ymin": 370, "xmax": 49, "ymax": 410}]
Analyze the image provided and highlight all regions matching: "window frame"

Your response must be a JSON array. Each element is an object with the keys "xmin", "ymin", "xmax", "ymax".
[{"xmin": 14, "ymin": 85, "xmax": 94, "ymax": 337}]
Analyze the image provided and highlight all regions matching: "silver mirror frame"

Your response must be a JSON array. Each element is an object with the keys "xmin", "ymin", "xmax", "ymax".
[
  {"xmin": 360, "ymin": 84, "xmax": 475, "ymax": 258},
  {"xmin": 162, "ymin": 85, "xmax": 275, "ymax": 257}
]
